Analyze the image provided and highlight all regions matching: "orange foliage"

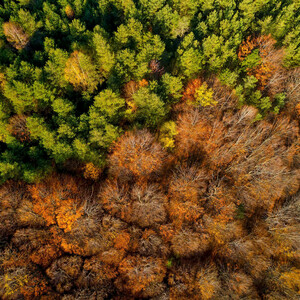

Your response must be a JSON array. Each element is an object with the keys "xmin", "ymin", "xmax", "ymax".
[
  {"xmin": 123, "ymin": 79, "xmax": 148, "ymax": 99},
  {"xmin": 83, "ymin": 162, "xmax": 101, "ymax": 180},
  {"xmin": 100, "ymin": 248, "xmax": 125, "ymax": 266},
  {"xmin": 129, "ymin": 183, "xmax": 167, "ymax": 227},
  {"xmin": 114, "ymin": 231, "xmax": 131, "ymax": 250},
  {"xmin": 182, "ymin": 78, "xmax": 202, "ymax": 102},
  {"xmin": 169, "ymin": 263, "xmax": 221, "ymax": 299},
  {"xmin": 100, "ymin": 181, "xmax": 130, "ymax": 220},
  {"xmin": 168, "ymin": 165, "xmax": 207, "ymax": 227},
  {"xmin": 238, "ymin": 35, "xmax": 284, "ymax": 89},
  {"xmin": 29, "ymin": 244, "xmax": 61, "ymax": 268},
  {"xmin": 1, "ymin": 75, "xmax": 299, "ymax": 299},
  {"xmin": 171, "ymin": 229, "xmax": 209, "ymax": 257},
  {"xmin": 65, "ymin": 5, "xmax": 75, "ymax": 19},
  {"xmin": 118, "ymin": 256, "xmax": 166, "ymax": 295},
  {"xmin": 20, "ymin": 275, "xmax": 50, "ymax": 300},
  {"xmin": 109, "ymin": 129, "xmax": 168, "ymax": 182},
  {"xmin": 28, "ymin": 175, "xmax": 83, "ymax": 232},
  {"xmin": 175, "ymin": 108, "xmax": 212, "ymax": 159}
]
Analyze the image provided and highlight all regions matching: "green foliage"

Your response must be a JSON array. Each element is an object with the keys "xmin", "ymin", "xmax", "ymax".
[
  {"xmin": 92, "ymin": 89, "xmax": 125, "ymax": 123},
  {"xmin": 0, "ymin": 0, "xmax": 297, "ymax": 182},
  {"xmin": 176, "ymin": 32, "xmax": 203, "ymax": 77},
  {"xmin": 160, "ymin": 73, "xmax": 183, "ymax": 103},
  {"xmin": 132, "ymin": 87, "xmax": 167, "ymax": 128},
  {"xmin": 93, "ymin": 32, "xmax": 115, "ymax": 77},
  {"xmin": 241, "ymin": 49, "xmax": 261, "ymax": 71}
]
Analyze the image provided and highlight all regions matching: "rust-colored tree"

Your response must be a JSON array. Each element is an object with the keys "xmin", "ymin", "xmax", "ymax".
[
  {"xmin": 117, "ymin": 255, "xmax": 166, "ymax": 297},
  {"xmin": 109, "ymin": 129, "xmax": 168, "ymax": 182},
  {"xmin": 28, "ymin": 175, "xmax": 84, "ymax": 232},
  {"xmin": 7, "ymin": 115, "xmax": 31, "ymax": 142}
]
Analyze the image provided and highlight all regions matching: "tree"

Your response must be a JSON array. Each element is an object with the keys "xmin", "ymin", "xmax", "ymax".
[
  {"xmin": 129, "ymin": 183, "xmax": 167, "ymax": 227},
  {"xmin": 90, "ymin": 89, "xmax": 125, "ymax": 124},
  {"xmin": 3, "ymin": 22, "xmax": 29, "ymax": 50},
  {"xmin": 159, "ymin": 121, "xmax": 177, "ymax": 150},
  {"xmin": 7, "ymin": 115, "xmax": 30, "ymax": 142},
  {"xmin": 28, "ymin": 175, "xmax": 84, "ymax": 233},
  {"xmin": 131, "ymin": 87, "xmax": 167, "ymax": 128},
  {"xmin": 176, "ymin": 32, "xmax": 203, "ymax": 77},
  {"xmin": 168, "ymin": 164, "xmax": 208, "ymax": 227},
  {"xmin": 171, "ymin": 229, "xmax": 209, "ymax": 257},
  {"xmin": 64, "ymin": 51, "xmax": 99, "ymax": 92},
  {"xmin": 46, "ymin": 256, "xmax": 83, "ymax": 293},
  {"xmin": 238, "ymin": 35, "xmax": 284, "ymax": 90},
  {"xmin": 93, "ymin": 32, "xmax": 115, "ymax": 78},
  {"xmin": 45, "ymin": 47, "xmax": 69, "ymax": 89},
  {"xmin": 65, "ymin": 4, "xmax": 75, "ymax": 19},
  {"xmin": 109, "ymin": 129, "xmax": 168, "ymax": 182},
  {"xmin": 175, "ymin": 108, "xmax": 212, "ymax": 159},
  {"xmin": 160, "ymin": 73, "xmax": 183, "ymax": 103},
  {"xmin": 117, "ymin": 255, "xmax": 166, "ymax": 296}
]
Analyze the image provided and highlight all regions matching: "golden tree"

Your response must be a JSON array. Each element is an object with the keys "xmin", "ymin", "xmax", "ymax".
[
  {"xmin": 3, "ymin": 22, "xmax": 29, "ymax": 50},
  {"xmin": 64, "ymin": 51, "xmax": 99, "ymax": 92}
]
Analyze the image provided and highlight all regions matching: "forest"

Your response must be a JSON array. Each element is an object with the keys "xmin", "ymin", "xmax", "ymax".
[{"xmin": 0, "ymin": 0, "xmax": 299, "ymax": 299}]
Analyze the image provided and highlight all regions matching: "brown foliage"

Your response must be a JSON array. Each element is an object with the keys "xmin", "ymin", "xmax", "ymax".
[
  {"xmin": 100, "ymin": 182, "xmax": 167, "ymax": 228},
  {"xmin": 130, "ymin": 183, "xmax": 167, "ymax": 227},
  {"xmin": 1, "ymin": 77, "xmax": 299, "ymax": 299},
  {"xmin": 117, "ymin": 255, "xmax": 166, "ymax": 296},
  {"xmin": 46, "ymin": 256, "xmax": 83, "ymax": 293},
  {"xmin": 171, "ymin": 230, "xmax": 209, "ymax": 257},
  {"xmin": 238, "ymin": 35, "xmax": 284, "ymax": 89},
  {"xmin": 7, "ymin": 115, "xmax": 31, "ymax": 142},
  {"xmin": 109, "ymin": 129, "xmax": 168, "ymax": 182},
  {"xmin": 3, "ymin": 22, "xmax": 29, "ymax": 50},
  {"xmin": 77, "ymin": 256, "xmax": 117, "ymax": 291},
  {"xmin": 149, "ymin": 59, "xmax": 165, "ymax": 77},
  {"xmin": 175, "ymin": 108, "xmax": 212, "ymax": 159},
  {"xmin": 169, "ymin": 263, "xmax": 221, "ymax": 300},
  {"xmin": 0, "ymin": 182, "xmax": 23, "ymax": 241}
]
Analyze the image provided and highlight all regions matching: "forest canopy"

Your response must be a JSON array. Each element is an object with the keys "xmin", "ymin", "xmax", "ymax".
[
  {"xmin": 0, "ymin": 0, "xmax": 299, "ymax": 299},
  {"xmin": 0, "ymin": 0, "xmax": 299, "ymax": 182}
]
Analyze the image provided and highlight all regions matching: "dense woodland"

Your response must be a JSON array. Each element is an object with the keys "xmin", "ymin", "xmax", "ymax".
[{"xmin": 0, "ymin": 0, "xmax": 299, "ymax": 299}]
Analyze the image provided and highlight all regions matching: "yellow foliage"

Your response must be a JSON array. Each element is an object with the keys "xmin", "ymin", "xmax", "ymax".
[
  {"xmin": 159, "ymin": 121, "xmax": 177, "ymax": 149},
  {"xmin": 0, "ymin": 73, "xmax": 6, "ymax": 90},
  {"xmin": 3, "ymin": 22, "xmax": 29, "ymax": 50},
  {"xmin": 83, "ymin": 162, "xmax": 101, "ymax": 180},
  {"xmin": 280, "ymin": 268, "xmax": 300, "ymax": 294},
  {"xmin": 65, "ymin": 5, "xmax": 75, "ymax": 19},
  {"xmin": 3, "ymin": 273, "xmax": 28, "ymax": 297},
  {"xmin": 64, "ymin": 51, "xmax": 99, "ymax": 92},
  {"xmin": 194, "ymin": 82, "xmax": 217, "ymax": 107}
]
